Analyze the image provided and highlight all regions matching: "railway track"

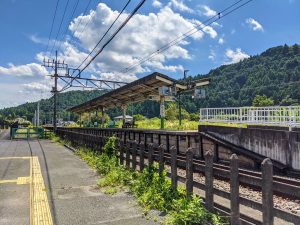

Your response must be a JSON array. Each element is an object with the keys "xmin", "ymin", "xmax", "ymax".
[
  {"xmin": 56, "ymin": 128, "xmax": 300, "ymax": 200},
  {"xmin": 150, "ymin": 149, "xmax": 300, "ymax": 200},
  {"xmin": 62, "ymin": 135, "xmax": 300, "ymax": 224}
]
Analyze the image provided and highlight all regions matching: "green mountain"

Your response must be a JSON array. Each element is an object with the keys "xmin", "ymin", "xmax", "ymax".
[
  {"xmin": 0, "ymin": 90, "xmax": 105, "ymax": 124},
  {"xmin": 0, "ymin": 44, "xmax": 299, "ymax": 123},
  {"xmin": 195, "ymin": 44, "xmax": 300, "ymax": 108}
]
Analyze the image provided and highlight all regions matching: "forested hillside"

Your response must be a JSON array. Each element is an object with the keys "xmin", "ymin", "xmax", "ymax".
[
  {"xmin": 195, "ymin": 44, "xmax": 300, "ymax": 108},
  {"xmin": 0, "ymin": 90, "xmax": 105, "ymax": 123},
  {"xmin": 0, "ymin": 44, "xmax": 299, "ymax": 123}
]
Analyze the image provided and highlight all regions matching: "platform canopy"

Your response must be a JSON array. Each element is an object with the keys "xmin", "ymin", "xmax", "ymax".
[{"xmin": 69, "ymin": 72, "xmax": 188, "ymax": 114}]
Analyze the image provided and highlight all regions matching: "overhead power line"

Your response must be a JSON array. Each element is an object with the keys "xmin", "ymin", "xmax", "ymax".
[
  {"xmin": 45, "ymin": 0, "xmax": 61, "ymax": 55},
  {"xmin": 121, "ymin": 0, "xmax": 254, "ymax": 73},
  {"xmin": 49, "ymin": 0, "xmax": 71, "ymax": 57},
  {"xmin": 60, "ymin": 0, "xmax": 146, "ymax": 92},
  {"xmin": 79, "ymin": 0, "xmax": 146, "ymax": 73},
  {"xmin": 56, "ymin": 0, "xmax": 80, "ymax": 54},
  {"xmin": 75, "ymin": 0, "xmax": 132, "ymax": 71},
  {"xmin": 62, "ymin": 0, "xmax": 94, "ymax": 58}
]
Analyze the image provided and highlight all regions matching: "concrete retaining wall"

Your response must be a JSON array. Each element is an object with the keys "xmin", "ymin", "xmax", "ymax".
[{"xmin": 199, "ymin": 125, "xmax": 300, "ymax": 171}]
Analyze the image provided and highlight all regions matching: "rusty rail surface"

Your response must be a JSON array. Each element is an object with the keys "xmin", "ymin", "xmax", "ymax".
[{"xmin": 54, "ymin": 127, "xmax": 300, "ymax": 225}]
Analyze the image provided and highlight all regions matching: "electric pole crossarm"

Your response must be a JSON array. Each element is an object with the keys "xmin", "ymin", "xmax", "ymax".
[{"xmin": 54, "ymin": 75, "xmax": 127, "ymax": 85}]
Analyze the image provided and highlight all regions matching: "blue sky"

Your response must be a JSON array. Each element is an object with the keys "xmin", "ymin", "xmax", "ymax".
[{"xmin": 0, "ymin": 0, "xmax": 299, "ymax": 108}]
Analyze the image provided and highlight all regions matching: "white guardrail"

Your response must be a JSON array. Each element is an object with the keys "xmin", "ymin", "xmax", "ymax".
[{"xmin": 199, "ymin": 106, "xmax": 300, "ymax": 127}]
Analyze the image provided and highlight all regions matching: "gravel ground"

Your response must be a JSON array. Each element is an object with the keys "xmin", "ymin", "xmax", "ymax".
[
  {"xmin": 165, "ymin": 165, "xmax": 300, "ymax": 215},
  {"xmin": 136, "ymin": 155, "xmax": 300, "ymax": 215}
]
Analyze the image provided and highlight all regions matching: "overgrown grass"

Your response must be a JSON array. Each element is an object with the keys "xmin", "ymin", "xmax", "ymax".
[
  {"xmin": 136, "ymin": 118, "xmax": 199, "ymax": 130},
  {"xmin": 73, "ymin": 135, "xmax": 227, "ymax": 225}
]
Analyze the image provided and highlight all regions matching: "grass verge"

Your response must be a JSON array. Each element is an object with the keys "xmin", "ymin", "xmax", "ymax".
[{"xmin": 69, "ymin": 135, "xmax": 227, "ymax": 225}]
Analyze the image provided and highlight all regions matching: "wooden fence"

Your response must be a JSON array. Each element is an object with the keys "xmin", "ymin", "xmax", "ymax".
[{"xmin": 55, "ymin": 128, "xmax": 300, "ymax": 225}]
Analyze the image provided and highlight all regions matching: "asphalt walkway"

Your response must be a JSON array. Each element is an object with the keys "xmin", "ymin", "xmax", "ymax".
[{"xmin": 0, "ymin": 134, "xmax": 158, "ymax": 225}]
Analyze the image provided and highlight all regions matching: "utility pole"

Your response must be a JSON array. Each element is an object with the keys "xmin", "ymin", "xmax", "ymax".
[
  {"xmin": 42, "ymin": 52, "xmax": 128, "ymax": 131},
  {"xmin": 53, "ymin": 51, "xmax": 58, "ymax": 132}
]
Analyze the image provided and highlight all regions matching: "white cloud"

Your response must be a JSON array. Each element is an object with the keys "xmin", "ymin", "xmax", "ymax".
[
  {"xmin": 169, "ymin": 0, "xmax": 193, "ymax": 13},
  {"xmin": 93, "ymin": 72, "xmax": 137, "ymax": 83},
  {"xmin": 28, "ymin": 34, "xmax": 45, "ymax": 45},
  {"xmin": 152, "ymin": 0, "xmax": 162, "ymax": 8},
  {"xmin": 0, "ymin": 3, "xmax": 220, "ymax": 108},
  {"xmin": 65, "ymin": 3, "xmax": 216, "ymax": 74},
  {"xmin": 212, "ymin": 22, "xmax": 223, "ymax": 28},
  {"xmin": 218, "ymin": 37, "xmax": 224, "ymax": 44},
  {"xmin": 200, "ymin": 5, "xmax": 217, "ymax": 17},
  {"xmin": 21, "ymin": 82, "xmax": 51, "ymax": 93},
  {"xmin": 0, "ymin": 63, "xmax": 48, "ymax": 78},
  {"xmin": 208, "ymin": 49, "xmax": 216, "ymax": 61},
  {"xmin": 192, "ymin": 19, "xmax": 218, "ymax": 39},
  {"xmin": 245, "ymin": 18, "xmax": 264, "ymax": 32},
  {"xmin": 225, "ymin": 48, "xmax": 249, "ymax": 64}
]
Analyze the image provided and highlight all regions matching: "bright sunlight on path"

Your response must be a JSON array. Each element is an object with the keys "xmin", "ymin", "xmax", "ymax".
[{"xmin": 0, "ymin": 137, "xmax": 158, "ymax": 225}]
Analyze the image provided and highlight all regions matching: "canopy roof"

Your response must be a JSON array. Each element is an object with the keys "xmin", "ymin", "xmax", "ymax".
[{"xmin": 69, "ymin": 72, "xmax": 187, "ymax": 114}]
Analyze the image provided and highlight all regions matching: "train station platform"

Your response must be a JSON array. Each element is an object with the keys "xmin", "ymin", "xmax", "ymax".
[{"xmin": 0, "ymin": 133, "xmax": 158, "ymax": 225}]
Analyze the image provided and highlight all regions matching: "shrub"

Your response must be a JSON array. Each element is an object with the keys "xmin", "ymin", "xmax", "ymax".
[
  {"xmin": 133, "ymin": 114, "xmax": 146, "ymax": 121},
  {"xmin": 75, "ymin": 136, "xmax": 226, "ymax": 225},
  {"xmin": 190, "ymin": 113, "xmax": 199, "ymax": 121}
]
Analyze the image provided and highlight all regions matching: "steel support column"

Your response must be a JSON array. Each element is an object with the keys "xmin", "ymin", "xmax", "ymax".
[{"xmin": 160, "ymin": 96, "xmax": 165, "ymax": 129}]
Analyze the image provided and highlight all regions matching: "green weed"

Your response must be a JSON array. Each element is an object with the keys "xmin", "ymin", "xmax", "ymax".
[{"xmin": 74, "ymin": 136, "xmax": 227, "ymax": 225}]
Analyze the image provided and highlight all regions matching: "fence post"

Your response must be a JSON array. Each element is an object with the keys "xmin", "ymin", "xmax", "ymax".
[
  {"xmin": 199, "ymin": 135, "xmax": 204, "ymax": 159},
  {"xmin": 262, "ymin": 158, "xmax": 274, "ymax": 225},
  {"xmin": 205, "ymin": 151, "xmax": 214, "ymax": 211},
  {"xmin": 230, "ymin": 154, "xmax": 240, "ymax": 225},
  {"xmin": 170, "ymin": 146, "xmax": 178, "ymax": 190},
  {"xmin": 158, "ymin": 144, "xmax": 165, "ymax": 175},
  {"xmin": 186, "ymin": 148, "xmax": 194, "ymax": 197},
  {"xmin": 139, "ymin": 142, "xmax": 145, "ymax": 172},
  {"xmin": 240, "ymin": 108, "xmax": 243, "ymax": 124},
  {"xmin": 132, "ymin": 140, "xmax": 137, "ymax": 171},
  {"xmin": 148, "ymin": 143, "xmax": 154, "ymax": 167},
  {"xmin": 213, "ymin": 143, "xmax": 219, "ymax": 162},
  {"xmin": 125, "ymin": 141, "xmax": 131, "ymax": 168}
]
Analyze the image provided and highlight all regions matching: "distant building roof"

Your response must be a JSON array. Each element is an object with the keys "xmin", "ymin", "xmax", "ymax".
[{"xmin": 114, "ymin": 115, "xmax": 133, "ymax": 120}]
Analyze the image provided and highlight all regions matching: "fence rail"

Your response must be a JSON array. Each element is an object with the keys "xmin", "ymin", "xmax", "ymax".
[
  {"xmin": 55, "ymin": 127, "xmax": 300, "ymax": 225},
  {"xmin": 200, "ymin": 106, "xmax": 300, "ymax": 127}
]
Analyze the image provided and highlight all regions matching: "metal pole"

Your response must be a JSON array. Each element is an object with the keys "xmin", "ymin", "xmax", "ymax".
[
  {"xmin": 34, "ymin": 110, "xmax": 37, "ymax": 127},
  {"xmin": 37, "ymin": 101, "xmax": 40, "ymax": 127},
  {"xmin": 101, "ymin": 107, "xmax": 105, "ymax": 128},
  {"xmin": 122, "ymin": 105, "xmax": 126, "ymax": 127},
  {"xmin": 79, "ymin": 113, "xmax": 82, "ymax": 127},
  {"xmin": 178, "ymin": 93, "xmax": 182, "ymax": 126},
  {"xmin": 53, "ymin": 51, "xmax": 58, "ymax": 132},
  {"xmin": 160, "ymin": 96, "xmax": 165, "ymax": 129}
]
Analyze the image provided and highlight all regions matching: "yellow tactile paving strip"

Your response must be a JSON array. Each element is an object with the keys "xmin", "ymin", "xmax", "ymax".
[
  {"xmin": 0, "ymin": 156, "xmax": 53, "ymax": 225},
  {"xmin": 30, "ymin": 156, "xmax": 53, "ymax": 225},
  {"xmin": 0, "ymin": 176, "xmax": 31, "ymax": 184},
  {"xmin": 0, "ymin": 179, "xmax": 19, "ymax": 184},
  {"xmin": 0, "ymin": 156, "xmax": 31, "ymax": 160}
]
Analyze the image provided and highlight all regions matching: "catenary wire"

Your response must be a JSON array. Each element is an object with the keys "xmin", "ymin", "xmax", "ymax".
[
  {"xmin": 60, "ymin": 0, "xmax": 146, "ymax": 92},
  {"xmin": 76, "ymin": 0, "xmax": 132, "ymax": 70},
  {"xmin": 121, "ymin": 0, "xmax": 254, "ymax": 73},
  {"xmin": 45, "ymin": 0, "xmax": 61, "ymax": 56},
  {"xmin": 56, "ymin": 0, "xmax": 80, "ymax": 54},
  {"xmin": 62, "ymin": 0, "xmax": 94, "ymax": 60},
  {"xmin": 49, "ymin": 0, "xmax": 71, "ymax": 58}
]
